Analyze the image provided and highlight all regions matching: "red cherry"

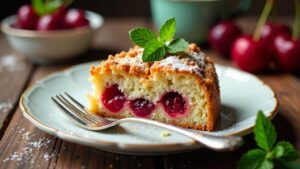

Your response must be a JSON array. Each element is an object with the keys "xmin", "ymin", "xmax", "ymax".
[
  {"xmin": 231, "ymin": 35, "xmax": 271, "ymax": 73},
  {"xmin": 161, "ymin": 92, "xmax": 186, "ymax": 118},
  {"xmin": 208, "ymin": 21, "xmax": 242, "ymax": 57},
  {"xmin": 260, "ymin": 23, "xmax": 290, "ymax": 45},
  {"xmin": 64, "ymin": 9, "xmax": 89, "ymax": 28},
  {"xmin": 259, "ymin": 23, "xmax": 291, "ymax": 62},
  {"xmin": 276, "ymin": 24, "xmax": 291, "ymax": 35},
  {"xmin": 261, "ymin": 23, "xmax": 279, "ymax": 42},
  {"xmin": 129, "ymin": 98, "xmax": 155, "ymax": 117},
  {"xmin": 36, "ymin": 7, "xmax": 67, "ymax": 31},
  {"xmin": 36, "ymin": 15, "xmax": 60, "ymax": 31},
  {"xmin": 51, "ymin": 6, "xmax": 67, "ymax": 29},
  {"xmin": 273, "ymin": 33, "xmax": 300, "ymax": 72},
  {"xmin": 101, "ymin": 84, "xmax": 126, "ymax": 113},
  {"xmin": 16, "ymin": 5, "xmax": 38, "ymax": 30}
]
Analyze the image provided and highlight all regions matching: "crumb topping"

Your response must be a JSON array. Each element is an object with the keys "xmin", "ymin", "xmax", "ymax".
[
  {"xmin": 157, "ymin": 54, "xmax": 205, "ymax": 77},
  {"xmin": 91, "ymin": 43, "xmax": 215, "ymax": 80},
  {"xmin": 116, "ymin": 52, "xmax": 144, "ymax": 68}
]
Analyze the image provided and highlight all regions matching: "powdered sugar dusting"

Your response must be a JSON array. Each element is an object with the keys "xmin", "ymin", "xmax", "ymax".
[
  {"xmin": 0, "ymin": 99, "xmax": 13, "ymax": 112},
  {"xmin": 2, "ymin": 127, "xmax": 57, "ymax": 166},
  {"xmin": 0, "ymin": 55, "xmax": 27, "ymax": 72},
  {"xmin": 158, "ymin": 52, "xmax": 206, "ymax": 77}
]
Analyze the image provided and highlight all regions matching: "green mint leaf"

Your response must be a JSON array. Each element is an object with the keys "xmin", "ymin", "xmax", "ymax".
[
  {"xmin": 159, "ymin": 17, "xmax": 176, "ymax": 42},
  {"xmin": 238, "ymin": 149, "xmax": 273, "ymax": 169},
  {"xmin": 44, "ymin": 0, "xmax": 63, "ymax": 14},
  {"xmin": 274, "ymin": 141, "xmax": 299, "ymax": 161},
  {"xmin": 277, "ymin": 161, "xmax": 300, "ymax": 169},
  {"xmin": 254, "ymin": 111, "xmax": 277, "ymax": 151},
  {"xmin": 166, "ymin": 38, "xmax": 189, "ymax": 53},
  {"xmin": 32, "ymin": 0, "xmax": 46, "ymax": 15},
  {"xmin": 32, "ymin": 0, "xmax": 64, "ymax": 16},
  {"xmin": 142, "ymin": 39, "xmax": 165, "ymax": 62},
  {"xmin": 271, "ymin": 144, "xmax": 284, "ymax": 159},
  {"xmin": 129, "ymin": 28, "xmax": 157, "ymax": 47}
]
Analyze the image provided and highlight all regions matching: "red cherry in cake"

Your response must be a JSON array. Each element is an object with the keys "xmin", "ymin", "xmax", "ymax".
[
  {"xmin": 16, "ymin": 5, "xmax": 39, "ymax": 30},
  {"xmin": 101, "ymin": 84, "xmax": 126, "ymax": 113},
  {"xmin": 161, "ymin": 92, "xmax": 187, "ymax": 118},
  {"xmin": 129, "ymin": 98, "xmax": 155, "ymax": 117},
  {"xmin": 64, "ymin": 9, "xmax": 89, "ymax": 28}
]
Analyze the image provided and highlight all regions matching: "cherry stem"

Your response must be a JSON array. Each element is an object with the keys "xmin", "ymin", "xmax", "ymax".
[
  {"xmin": 253, "ymin": 0, "xmax": 274, "ymax": 41},
  {"xmin": 292, "ymin": 0, "xmax": 300, "ymax": 40}
]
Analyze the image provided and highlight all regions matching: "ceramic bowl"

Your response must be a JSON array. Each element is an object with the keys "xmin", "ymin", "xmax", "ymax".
[{"xmin": 1, "ymin": 10, "xmax": 104, "ymax": 64}]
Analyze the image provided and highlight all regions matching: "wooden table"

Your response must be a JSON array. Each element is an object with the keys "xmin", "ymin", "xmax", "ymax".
[{"xmin": 0, "ymin": 17, "xmax": 299, "ymax": 169}]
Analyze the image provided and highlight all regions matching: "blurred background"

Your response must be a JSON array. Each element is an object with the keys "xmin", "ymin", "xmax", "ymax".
[{"xmin": 0, "ymin": 0, "xmax": 295, "ymax": 20}]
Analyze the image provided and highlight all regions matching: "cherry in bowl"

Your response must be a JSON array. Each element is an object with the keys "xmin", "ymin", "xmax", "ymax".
[{"xmin": 1, "ymin": 10, "xmax": 103, "ymax": 64}]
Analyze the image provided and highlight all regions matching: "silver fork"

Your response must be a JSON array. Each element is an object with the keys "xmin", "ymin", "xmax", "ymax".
[{"xmin": 51, "ymin": 92, "xmax": 243, "ymax": 151}]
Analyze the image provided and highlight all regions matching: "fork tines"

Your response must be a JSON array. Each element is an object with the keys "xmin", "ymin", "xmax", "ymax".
[{"xmin": 51, "ymin": 92, "xmax": 101, "ymax": 126}]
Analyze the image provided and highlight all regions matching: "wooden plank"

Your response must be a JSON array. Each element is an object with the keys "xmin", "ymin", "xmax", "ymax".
[
  {"xmin": 54, "ymin": 142, "xmax": 155, "ymax": 169},
  {"xmin": 0, "ymin": 107, "xmax": 60, "ymax": 169},
  {"xmin": 0, "ymin": 65, "xmax": 66, "ymax": 169},
  {"xmin": 0, "ymin": 34, "xmax": 33, "ymax": 138},
  {"xmin": 163, "ymin": 137, "xmax": 255, "ymax": 169}
]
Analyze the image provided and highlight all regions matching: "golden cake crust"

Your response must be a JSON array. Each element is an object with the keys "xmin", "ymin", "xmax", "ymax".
[{"xmin": 89, "ymin": 43, "xmax": 220, "ymax": 131}]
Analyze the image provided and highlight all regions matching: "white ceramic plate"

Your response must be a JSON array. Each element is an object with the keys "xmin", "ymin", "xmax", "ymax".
[{"xmin": 20, "ymin": 62, "xmax": 278, "ymax": 155}]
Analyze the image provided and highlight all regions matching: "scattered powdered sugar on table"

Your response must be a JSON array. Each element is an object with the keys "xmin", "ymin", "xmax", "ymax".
[
  {"xmin": 0, "ymin": 99, "xmax": 13, "ymax": 112},
  {"xmin": 3, "ymin": 127, "xmax": 57, "ymax": 166},
  {"xmin": 0, "ymin": 55, "xmax": 27, "ymax": 72}
]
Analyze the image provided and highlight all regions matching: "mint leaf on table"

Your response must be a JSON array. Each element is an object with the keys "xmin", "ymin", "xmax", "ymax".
[
  {"xmin": 238, "ymin": 149, "xmax": 273, "ymax": 169},
  {"xmin": 159, "ymin": 17, "xmax": 176, "ymax": 42},
  {"xmin": 167, "ymin": 38, "xmax": 189, "ymax": 53},
  {"xmin": 238, "ymin": 111, "xmax": 300, "ymax": 169},
  {"xmin": 254, "ymin": 110, "xmax": 276, "ymax": 151},
  {"xmin": 128, "ymin": 17, "xmax": 188, "ymax": 62},
  {"xmin": 142, "ymin": 39, "xmax": 165, "ymax": 62},
  {"xmin": 129, "ymin": 28, "xmax": 156, "ymax": 47}
]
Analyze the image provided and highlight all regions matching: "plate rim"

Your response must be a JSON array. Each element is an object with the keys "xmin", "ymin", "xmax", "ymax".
[{"xmin": 19, "ymin": 62, "xmax": 279, "ymax": 154}]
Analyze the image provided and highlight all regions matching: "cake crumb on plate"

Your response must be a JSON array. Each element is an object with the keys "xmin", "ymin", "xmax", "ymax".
[{"xmin": 160, "ymin": 130, "xmax": 171, "ymax": 137}]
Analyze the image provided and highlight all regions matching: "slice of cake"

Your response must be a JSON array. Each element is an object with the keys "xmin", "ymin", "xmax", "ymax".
[
  {"xmin": 88, "ymin": 43, "xmax": 220, "ymax": 131},
  {"xmin": 88, "ymin": 18, "xmax": 220, "ymax": 131}
]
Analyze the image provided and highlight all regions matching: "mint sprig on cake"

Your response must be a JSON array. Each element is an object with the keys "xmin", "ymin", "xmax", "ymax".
[{"xmin": 129, "ymin": 18, "xmax": 189, "ymax": 62}]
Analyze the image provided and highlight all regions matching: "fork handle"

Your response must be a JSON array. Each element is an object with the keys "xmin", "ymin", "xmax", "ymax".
[{"xmin": 117, "ymin": 117, "xmax": 243, "ymax": 151}]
